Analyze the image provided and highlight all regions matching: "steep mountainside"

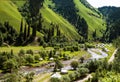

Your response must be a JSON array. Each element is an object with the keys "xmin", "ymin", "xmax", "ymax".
[
  {"xmin": 0, "ymin": 1, "xmax": 23, "ymax": 32},
  {"xmin": 99, "ymin": 7, "xmax": 120, "ymax": 42},
  {"xmin": 45, "ymin": 0, "xmax": 106, "ymax": 39},
  {"xmin": 0, "ymin": 0, "xmax": 106, "ymax": 42}
]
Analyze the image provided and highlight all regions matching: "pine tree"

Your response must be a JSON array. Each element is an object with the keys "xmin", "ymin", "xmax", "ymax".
[
  {"xmin": 56, "ymin": 25, "xmax": 61, "ymax": 37},
  {"xmin": 20, "ymin": 18, "xmax": 23, "ymax": 34},
  {"xmin": 28, "ymin": 0, "xmax": 44, "ymax": 38},
  {"xmin": 93, "ymin": 30, "xmax": 97, "ymax": 40},
  {"xmin": 32, "ymin": 24, "xmax": 37, "ymax": 37},
  {"xmin": 0, "ymin": 32, "xmax": 3, "ymax": 46},
  {"xmin": 24, "ymin": 24, "xmax": 27, "ymax": 40},
  {"xmin": 81, "ymin": 18, "xmax": 88, "ymax": 39},
  {"xmin": 27, "ymin": 25, "xmax": 30, "ymax": 37}
]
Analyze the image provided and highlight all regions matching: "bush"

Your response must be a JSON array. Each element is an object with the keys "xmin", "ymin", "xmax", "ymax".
[
  {"xmin": 87, "ymin": 60, "xmax": 100, "ymax": 72},
  {"xmin": 39, "ymin": 51, "xmax": 47, "ymax": 60},
  {"xmin": 3, "ymin": 59, "xmax": 18, "ymax": 72},
  {"xmin": 74, "ymin": 71, "xmax": 80, "ymax": 79},
  {"xmin": 63, "ymin": 54, "xmax": 70, "ymax": 60},
  {"xmin": 26, "ymin": 55, "xmax": 34, "ymax": 64},
  {"xmin": 26, "ymin": 49, "xmax": 34, "ymax": 55},
  {"xmin": 77, "ymin": 68, "xmax": 89, "ymax": 76},
  {"xmin": 70, "ymin": 61, "xmax": 79, "ymax": 70},
  {"xmin": 62, "ymin": 75, "xmax": 70, "ymax": 82},
  {"xmin": 54, "ymin": 60, "xmax": 63, "ymax": 71},
  {"xmin": 34, "ymin": 54, "xmax": 40, "ymax": 62},
  {"xmin": 51, "ymin": 77, "xmax": 61, "ymax": 82},
  {"xmin": 69, "ymin": 72, "xmax": 76, "ymax": 81},
  {"xmin": 25, "ymin": 72, "xmax": 35, "ymax": 82},
  {"xmin": 18, "ymin": 49, "xmax": 25, "ymax": 56}
]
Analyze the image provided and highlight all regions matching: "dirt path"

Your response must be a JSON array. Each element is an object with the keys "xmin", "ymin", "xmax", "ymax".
[
  {"xmin": 75, "ymin": 74, "xmax": 92, "ymax": 82},
  {"xmin": 108, "ymin": 49, "xmax": 118, "ymax": 63}
]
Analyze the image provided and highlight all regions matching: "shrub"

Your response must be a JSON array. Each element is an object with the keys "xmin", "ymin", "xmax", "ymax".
[
  {"xmin": 69, "ymin": 72, "xmax": 76, "ymax": 81},
  {"xmin": 74, "ymin": 71, "xmax": 80, "ymax": 79},
  {"xmin": 3, "ymin": 59, "xmax": 18, "ymax": 72},
  {"xmin": 70, "ymin": 61, "xmax": 79, "ymax": 70},
  {"xmin": 62, "ymin": 75, "xmax": 70, "ymax": 82},
  {"xmin": 25, "ymin": 72, "xmax": 35, "ymax": 82},
  {"xmin": 87, "ymin": 60, "xmax": 100, "ymax": 72},
  {"xmin": 54, "ymin": 59, "xmax": 63, "ymax": 71},
  {"xmin": 18, "ymin": 49, "xmax": 25, "ymax": 56},
  {"xmin": 26, "ymin": 49, "xmax": 34, "ymax": 55},
  {"xmin": 34, "ymin": 54, "xmax": 40, "ymax": 61},
  {"xmin": 51, "ymin": 77, "xmax": 61, "ymax": 82},
  {"xmin": 26, "ymin": 55, "xmax": 34, "ymax": 64},
  {"xmin": 77, "ymin": 68, "xmax": 89, "ymax": 76}
]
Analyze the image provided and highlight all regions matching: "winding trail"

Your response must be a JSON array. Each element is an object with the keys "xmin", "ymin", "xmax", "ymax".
[
  {"xmin": 108, "ymin": 49, "xmax": 118, "ymax": 63},
  {"xmin": 75, "ymin": 74, "xmax": 92, "ymax": 82}
]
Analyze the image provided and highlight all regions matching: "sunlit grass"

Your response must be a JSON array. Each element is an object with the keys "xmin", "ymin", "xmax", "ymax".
[{"xmin": 34, "ymin": 73, "xmax": 51, "ymax": 82}]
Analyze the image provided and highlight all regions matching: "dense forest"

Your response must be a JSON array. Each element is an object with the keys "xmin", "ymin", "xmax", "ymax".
[{"xmin": 99, "ymin": 7, "xmax": 120, "ymax": 42}]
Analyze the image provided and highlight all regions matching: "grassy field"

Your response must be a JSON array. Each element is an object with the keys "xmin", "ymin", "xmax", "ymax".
[
  {"xmin": 33, "ymin": 73, "xmax": 51, "ymax": 82},
  {"xmin": 104, "ymin": 44, "xmax": 116, "ymax": 60},
  {"xmin": 61, "ymin": 50, "xmax": 91, "ymax": 59},
  {"xmin": 0, "ymin": 46, "xmax": 54, "ymax": 54}
]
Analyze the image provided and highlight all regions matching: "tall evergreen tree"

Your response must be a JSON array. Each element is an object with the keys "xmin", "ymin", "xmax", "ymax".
[
  {"xmin": 0, "ymin": 32, "xmax": 3, "ymax": 46},
  {"xmin": 56, "ymin": 25, "xmax": 61, "ymax": 37},
  {"xmin": 20, "ymin": 19, "xmax": 23, "ymax": 34},
  {"xmin": 81, "ymin": 18, "xmax": 88, "ymax": 39},
  {"xmin": 28, "ymin": 0, "xmax": 44, "ymax": 37},
  {"xmin": 27, "ymin": 25, "xmax": 30, "ymax": 37},
  {"xmin": 24, "ymin": 24, "xmax": 27, "ymax": 40}
]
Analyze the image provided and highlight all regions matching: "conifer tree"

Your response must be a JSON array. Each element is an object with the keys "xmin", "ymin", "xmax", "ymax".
[
  {"xmin": 56, "ymin": 25, "xmax": 61, "ymax": 37},
  {"xmin": 24, "ymin": 24, "xmax": 27, "ymax": 40},
  {"xmin": 28, "ymin": 0, "xmax": 44, "ymax": 38},
  {"xmin": 0, "ymin": 32, "xmax": 3, "ymax": 46},
  {"xmin": 20, "ymin": 18, "xmax": 23, "ymax": 34},
  {"xmin": 27, "ymin": 25, "xmax": 30, "ymax": 37}
]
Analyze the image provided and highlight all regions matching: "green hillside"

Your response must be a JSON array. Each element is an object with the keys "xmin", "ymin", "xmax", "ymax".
[
  {"xmin": 41, "ymin": 5, "xmax": 80, "ymax": 40},
  {"xmin": 0, "ymin": 0, "xmax": 106, "ymax": 41},
  {"xmin": 0, "ymin": 1, "xmax": 23, "ymax": 32},
  {"xmin": 44, "ymin": 0, "xmax": 106, "ymax": 39},
  {"xmin": 74, "ymin": 0, "xmax": 106, "ymax": 38}
]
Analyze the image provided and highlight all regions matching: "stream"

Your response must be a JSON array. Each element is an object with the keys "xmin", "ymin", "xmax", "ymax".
[{"xmin": 20, "ymin": 48, "xmax": 108, "ymax": 75}]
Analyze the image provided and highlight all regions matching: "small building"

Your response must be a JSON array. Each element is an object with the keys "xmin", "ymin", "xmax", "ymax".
[
  {"xmin": 49, "ymin": 57, "xmax": 54, "ymax": 61},
  {"xmin": 61, "ymin": 69, "xmax": 68, "ymax": 74},
  {"xmin": 39, "ymin": 58, "xmax": 43, "ymax": 61}
]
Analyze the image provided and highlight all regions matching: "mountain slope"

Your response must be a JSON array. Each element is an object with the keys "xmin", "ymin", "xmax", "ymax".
[
  {"xmin": 45, "ymin": 0, "xmax": 106, "ymax": 39},
  {"xmin": 99, "ymin": 7, "xmax": 120, "ymax": 42},
  {"xmin": 0, "ymin": 1, "xmax": 23, "ymax": 32},
  {"xmin": 74, "ymin": 0, "xmax": 106, "ymax": 38},
  {"xmin": 0, "ymin": 0, "xmax": 106, "ymax": 42},
  {"xmin": 41, "ymin": 5, "xmax": 80, "ymax": 40}
]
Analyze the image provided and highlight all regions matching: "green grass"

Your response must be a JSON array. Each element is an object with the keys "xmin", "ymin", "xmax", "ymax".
[
  {"xmin": 62, "ymin": 50, "xmax": 91, "ymax": 59},
  {"xmin": 0, "ymin": 1, "xmax": 42, "ymax": 37},
  {"xmin": 31, "ymin": 60, "xmax": 50, "ymax": 67},
  {"xmin": 100, "ymin": 72, "xmax": 120, "ymax": 82},
  {"xmin": 0, "ymin": 46, "xmax": 54, "ymax": 54},
  {"xmin": 0, "ymin": 1, "xmax": 23, "ymax": 31},
  {"xmin": 104, "ymin": 44, "xmax": 116, "ymax": 60},
  {"xmin": 41, "ymin": 1, "xmax": 80, "ymax": 40},
  {"xmin": 11, "ymin": 0, "xmax": 26, "ymax": 8},
  {"xmin": 74, "ymin": 0, "xmax": 106, "ymax": 39},
  {"xmin": 34, "ymin": 73, "xmax": 51, "ymax": 82}
]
